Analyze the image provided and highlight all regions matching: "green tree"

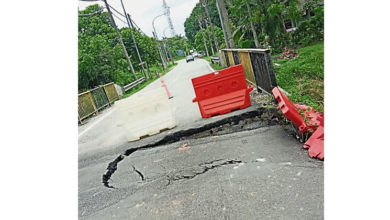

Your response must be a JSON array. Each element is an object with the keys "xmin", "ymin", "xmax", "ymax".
[
  {"xmin": 120, "ymin": 28, "xmax": 160, "ymax": 69},
  {"xmin": 78, "ymin": 4, "xmax": 163, "ymax": 92},
  {"xmin": 78, "ymin": 5, "xmax": 130, "ymax": 91},
  {"xmin": 166, "ymin": 35, "xmax": 191, "ymax": 58}
]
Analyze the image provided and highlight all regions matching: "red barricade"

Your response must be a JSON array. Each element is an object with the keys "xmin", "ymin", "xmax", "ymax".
[
  {"xmin": 192, "ymin": 64, "xmax": 253, "ymax": 118},
  {"xmin": 272, "ymin": 87, "xmax": 324, "ymax": 160},
  {"xmin": 304, "ymin": 125, "xmax": 324, "ymax": 159},
  {"xmin": 272, "ymin": 87, "xmax": 307, "ymax": 132}
]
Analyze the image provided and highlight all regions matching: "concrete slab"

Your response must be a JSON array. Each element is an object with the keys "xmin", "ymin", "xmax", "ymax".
[{"xmin": 116, "ymin": 87, "xmax": 176, "ymax": 141}]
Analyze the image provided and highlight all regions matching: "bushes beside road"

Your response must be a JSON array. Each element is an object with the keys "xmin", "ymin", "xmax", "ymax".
[{"xmin": 273, "ymin": 42, "xmax": 324, "ymax": 111}]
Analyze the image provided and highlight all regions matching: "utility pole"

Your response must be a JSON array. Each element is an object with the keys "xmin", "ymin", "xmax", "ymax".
[
  {"xmin": 119, "ymin": 0, "xmax": 146, "ymax": 77},
  {"xmin": 201, "ymin": 0, "xmax": 219, "ymax": 53},
  {"xmin": 162, "ymin": 27, "xmax": 175, "ymax": 65},
  {"xmin": 153, "ymin": 31, "xmax": 167, "ymax": 70},
  {"xmin": 102, "ymin": 0, "xmax": 136, "ymax": 78},
  {"xmin": 126, "ymin": 14, "xmax": 147, "ymax": 77},
  {"xmin": 161, "ymin": 39, "xmax": 169, "ymax": 63},
  {"xmin": 216, "ymin": 0, "xmax": 235, "ymax": 48},
  {"xmin": 216, "ymin": 0, "xmax": 229, "ymax": 49},
  {"xmin": 198, "ymin": 18, "xmax": 209, "ymax": 57},
  {"xmin": 163, "ymin": 38, "xmax": 174, "ymax": 65}
]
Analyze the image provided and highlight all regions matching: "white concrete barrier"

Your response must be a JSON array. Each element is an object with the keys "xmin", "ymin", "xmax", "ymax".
[{"xmin": 115, "ymin": 87, "xmax": 176, "ymax": 141}]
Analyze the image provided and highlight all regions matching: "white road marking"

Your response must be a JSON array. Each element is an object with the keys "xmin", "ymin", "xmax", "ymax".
[
  {"xmin": 206, "ymin": 60, "xmax": 215, "ymax": 72},
  {"xmin": 78, "ymin": 108, "xmax": 116, "ymax": 138}
]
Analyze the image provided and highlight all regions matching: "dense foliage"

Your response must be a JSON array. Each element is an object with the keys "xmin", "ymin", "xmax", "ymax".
[
  {"xmin": 165, "ymin": 35, "xmax": 191, "ymax": 58},
  {"xmin": 184, "ymin": 0, "xmax": 324, "ymax": 53},
  {"xmin": 120, "ymin": 28, "xmax": 160, "ymax": 71},
  {"xmin": 289, "ymin": 5, "xmax": 324, "ymax": 47},
  {"xmin": 184, "ymin": 1, "xmax": 222, "ymax": 46},
  {"xmin": 78, "ymin": 4, "xmax": 160, "ymax": 92},
  {"xmin": 194, "ymin": 26, "xmax": 225, "ymax": 52}
]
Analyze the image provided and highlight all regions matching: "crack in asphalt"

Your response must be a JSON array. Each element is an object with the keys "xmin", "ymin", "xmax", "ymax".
[
  {"xmin": 102, "ymin": 155, "xmax": 124, "ymax": 188},
  {"xmin": 102, "ymin": 108, "xmax": 281, "ymax": 188},
  {"xmin": 131, "ymin": 165, "xmax": 145, "ymax": 181},
  {"xmin": 166, "ymin": 159, "xmax": 242, "ymax": 186}
]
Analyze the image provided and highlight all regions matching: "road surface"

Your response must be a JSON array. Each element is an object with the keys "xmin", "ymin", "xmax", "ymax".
[
  {"xmin": 78, "ymin": 58, "xmax": 216, "ymax": 155},
  {"xmin": 78, "ymin": 58, "xmax": 324, "ymax": 219}
]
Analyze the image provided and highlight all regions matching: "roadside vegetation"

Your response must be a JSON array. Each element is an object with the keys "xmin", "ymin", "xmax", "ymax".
[
  {"xmin": 185, "ymin": 0, "xmax": 324, "ymax": 111},
  {"xmin": 202, "ymin": 55, "xmax": 223, "ymax": 70},
  {"xmin": 78, "ymin": 5, "xmax": 189, "ymax": 93},
  {"xmin": 121, "ymin": 62, "xmax": 178, "ymax": 99},
  {"xmin": 185, "ymin": 0, "xmax": 323, "ymax": 54},
  {"xmin": 273, "ymin": 42, "xmax": 324, "ymax": 111}
]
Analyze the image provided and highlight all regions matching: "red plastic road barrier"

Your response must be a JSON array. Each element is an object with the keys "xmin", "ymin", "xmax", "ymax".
[
  {"xmin": 272, "ymin": 87, "xmax": 324, "ymax": 160},
  {"xmin": 295, "ymin": 104, "xmax": 323, "ymax": 128},
  {"xmin": 304, "ymin": 125, "xmax": 324, "ymax": 159},
  {"xmin": 272, "ymin": 87, "xmax": 307, "ymax": 132},
  {"xmin": 192, "ymin": 64, "xmax": 253, "ymax": 118}
]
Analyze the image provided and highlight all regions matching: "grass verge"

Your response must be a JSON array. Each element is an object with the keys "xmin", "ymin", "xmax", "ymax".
[
  {"xmin": 121, "ymin": 62, "xmax": 178, "ymax": 99},
  {"xmin": 202, "ymin": 55, "xmax": 223, "ymax": 70},
  {"xmin": 273, "ymin": 42, "xmax": 324, "ymax": 111}
]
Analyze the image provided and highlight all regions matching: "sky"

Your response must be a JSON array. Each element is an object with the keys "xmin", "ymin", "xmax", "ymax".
[{"xmin": 78, "ymin": 0, "xmax": 199, "ymax": 38}]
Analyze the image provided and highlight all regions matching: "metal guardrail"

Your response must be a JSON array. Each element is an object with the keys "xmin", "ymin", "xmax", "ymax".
[
  {"xmin": 78, "ymin": 82, "xmax": 120, "ymax": 123},
  {"xmin": 90, "ymin": 86, "xmax": 110, "ymax": 111},
  {"xmin": 123, "ymin": 77, "xmax": 146, "ymax": 92},
  {"xmin": 102, "ymin": 82, "xmax": 120, "ymax": 104},
  {"xmin": 220, "ymin": 48, "xmax": 277, "ymax": 94}
]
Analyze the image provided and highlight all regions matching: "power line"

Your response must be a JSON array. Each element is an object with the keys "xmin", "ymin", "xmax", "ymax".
[
  {"xmin": 111, "ymin": 11, "xmax": 127, "ymax": 24},
  {"xmin": 106, "ymin": 2, "xmax": 147, "ymax": 35},
  {"xmin": 107, "ymin": 3, "xmax": 146, "ymax": 35},
  {"xmin": 102, "ymin": 0, "xmax": 136, "ymax": 77},
  {"xmin": 106, "ymin": 3, "xmax": 143, "ymax": 32},
  {"xmin": 129, "ymin": 17, "xmax": 146, "ymax": 35},
  {"xmin": 107, "ymin": 4, "xmax": 126, "ymax": 18},
  {"xmin": 79, "ymin": 0, "xmax": 147, "ymax": 36}
]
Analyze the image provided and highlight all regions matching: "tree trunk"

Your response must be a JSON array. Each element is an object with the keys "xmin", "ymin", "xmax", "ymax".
[
  {"xmin": 198, "ymin": 18, "xmax": 210, "ymax": 57},
  {"xmin": 204, "ymin": 19, "xmax": 215, "ymax": 55},
  {"xmin": 201, "ymin": 0, "xmax": 219, "ymax": 52},
  {"xmin": 216, "ymin": 0, "xmax": 235, "ymax": 48},
  {"xmin": 246, "ymin": 2, "xmax": 260, "ymax": 48},
  {"xmin": 216, "ymin": 0, "xmax": 229, "ymax": 48}
]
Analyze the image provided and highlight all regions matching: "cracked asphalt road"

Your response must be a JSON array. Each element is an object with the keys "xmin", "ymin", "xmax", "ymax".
[
  {"xmin": 78, "ymin": 58, "xmax": 323, "ymax": 219},
  {"xmin": 79, "ymin": 125, "xmax": 323, "ymax": 219}
]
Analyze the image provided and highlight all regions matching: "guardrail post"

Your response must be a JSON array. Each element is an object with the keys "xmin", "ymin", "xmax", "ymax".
[
  {"xmin": 101, "ymin": 85, "xmax": 111, "ymax": 106},
  {"xmin": 88, "ymin": 91, "xmax": 98, "ymax": 114}
]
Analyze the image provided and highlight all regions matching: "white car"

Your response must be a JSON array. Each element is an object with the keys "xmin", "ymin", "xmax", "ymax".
[{"xmin": 186, "ymin": 55, "xmax": 194, "ymax": 63}]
